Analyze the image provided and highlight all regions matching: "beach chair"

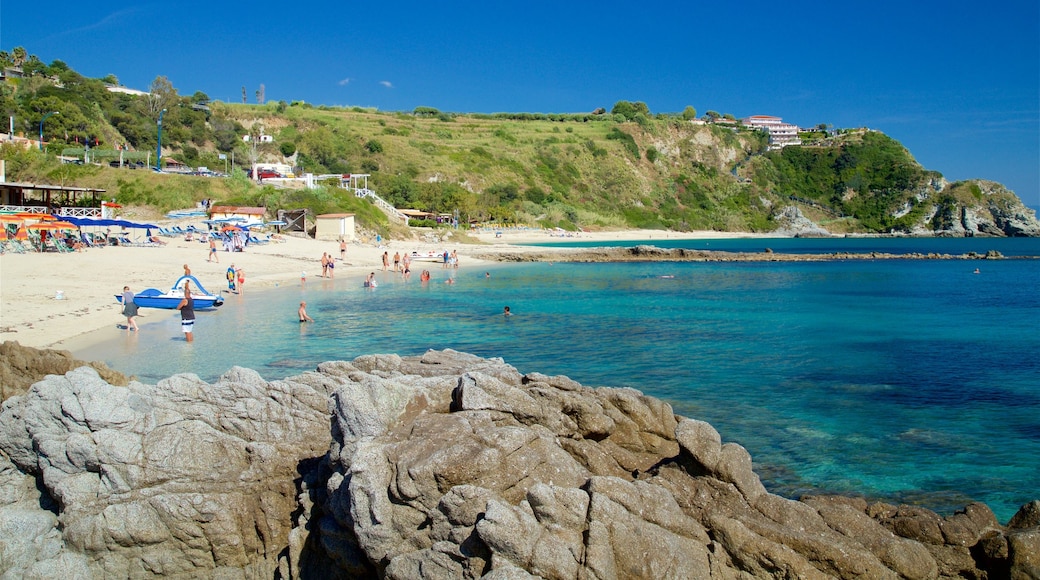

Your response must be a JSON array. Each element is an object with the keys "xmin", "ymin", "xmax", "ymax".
[
  {"xmin": 45, "ymin": 237, "xmax": 71, "ymax": 253},
  {"xmin": 80, "ymin": 232, "xmax": 102, "ymax": 248}
]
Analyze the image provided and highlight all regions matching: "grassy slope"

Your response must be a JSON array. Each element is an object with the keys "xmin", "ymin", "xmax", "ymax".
[{"xmin": 4, "ymin": 86, "xmax": 1030, "ymax": 234}]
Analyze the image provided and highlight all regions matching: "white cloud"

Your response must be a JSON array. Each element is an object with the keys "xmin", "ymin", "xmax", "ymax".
[
  {"xmin": 379, "ymin": 81, "xmax": 393, "ymax": 89},
  {"xmin": 337, "ymin": 78, "xmax": 351, "ymax": 86},
  {"xmin": 47, "ymin": 8, "xmax": 141, "ymax": 40}
]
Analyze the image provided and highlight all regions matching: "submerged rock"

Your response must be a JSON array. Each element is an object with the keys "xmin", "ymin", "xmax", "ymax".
[{"xmin": 0, "ymin": 348, "xmax": 1037, "ymax": 578}]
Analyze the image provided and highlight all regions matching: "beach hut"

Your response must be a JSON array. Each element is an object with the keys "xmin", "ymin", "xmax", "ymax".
[{"xmin": 315, "ymin": 213, "xmax": 356, "ymax": 241}]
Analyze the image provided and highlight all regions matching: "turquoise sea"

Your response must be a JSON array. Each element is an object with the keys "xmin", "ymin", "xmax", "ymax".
[{"xmin": 73, "ymin": 237, "xmax": 1040, "ymax": 522}]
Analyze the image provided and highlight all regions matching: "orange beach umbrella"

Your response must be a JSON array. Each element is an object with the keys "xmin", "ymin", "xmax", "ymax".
[
  {"xmin": 14, "ymin": 212, "xmax": 56, "ymax": 220},
  {"xmin": 13, "ymin": 227, "xmax": 28, "ymax": 240},
  {"xmin": 27, "ymin": 222, "xmax": 77, "ymax": 231},
  {"xmin": 0, "ymin": 214, "xmax": 24, "ymax": 223}
]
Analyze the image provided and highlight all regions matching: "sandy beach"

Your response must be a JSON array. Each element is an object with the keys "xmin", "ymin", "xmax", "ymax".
[{"xmin": 0, "ymin": 225, "xmax": 755, "ymax": 350}]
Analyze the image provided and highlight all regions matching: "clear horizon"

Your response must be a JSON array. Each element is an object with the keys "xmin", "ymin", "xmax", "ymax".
[{"xmin": 3, "ymin": 1, "xmax": 1037, "ymax": 206}]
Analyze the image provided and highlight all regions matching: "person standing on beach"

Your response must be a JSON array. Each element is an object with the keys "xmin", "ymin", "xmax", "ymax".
[
  {"xmin": 393, "ymin": 251, "xmax": 400, "ymax": 272},
  {"xmin": 299, "ymin": 301, "xmax": 314, "ymax": 322},
  {"xmin": 339, "ymin": 238, "xmax": 347, "ymax": 261},
  {"xmin": 177, "ymin": 285, "xmax": 195, "ymax": 343},
  {"xmin": 207, "ymin": 237, "xmax": 219, "ymax": 263},
  {"xmin": 327, "ymin": 254, "xmax": 335, "ymax": 278},
  {"xmin": 236, "ymin": 267, "xmax": 245, "ymax": 293},
  {"xmin": 321, "ymin": 253, "xmax": 329, "ymax": 278},
  {"xmin": 121, "ymin": 286, "xmax": 139, "ymax": 331},
  {"xmin": 227, "ymin": 265, "xmax": 236, "ymax": 292},
  {"xmin": 382, "ymin": 251, "xmax": 389, "ymax": 271}
]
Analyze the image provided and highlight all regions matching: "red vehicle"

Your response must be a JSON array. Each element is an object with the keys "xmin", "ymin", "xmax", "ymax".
[{"xmin": 249, "ymin": 169, "xmax": 284, "ymax": 179}]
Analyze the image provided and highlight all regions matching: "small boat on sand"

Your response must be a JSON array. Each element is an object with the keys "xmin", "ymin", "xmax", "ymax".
[
  {"xmin": 115, "ymin": 275, "xmax": 224, "ymax": 310},
  {"xmin": 410, "ymin": 250, "xmax": 446, "ymax": 262}
]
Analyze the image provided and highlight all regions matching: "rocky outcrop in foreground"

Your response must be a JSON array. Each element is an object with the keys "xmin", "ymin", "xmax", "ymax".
[{"xmin": 1, "ymin": 349, "xmax": 1038, "ymax": 578}]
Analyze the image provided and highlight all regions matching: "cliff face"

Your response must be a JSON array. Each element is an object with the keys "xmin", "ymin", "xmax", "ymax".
[{"xmin": 1, "ymin": 348, "xmax": 1038, "ymax": 578}]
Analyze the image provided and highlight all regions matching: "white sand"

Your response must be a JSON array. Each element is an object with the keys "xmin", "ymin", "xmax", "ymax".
[{"xmin": 0, "ymin": 227, "xmax": 757, "ymax": 350}]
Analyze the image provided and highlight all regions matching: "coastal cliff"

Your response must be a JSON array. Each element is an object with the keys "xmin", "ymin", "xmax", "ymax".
[{"xmin": 0, "ymin": 346, "xmax": 1038, "ymax": 578}]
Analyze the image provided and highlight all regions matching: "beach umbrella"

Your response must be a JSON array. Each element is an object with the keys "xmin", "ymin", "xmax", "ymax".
[
  {"xmin": 14, "ymin": 212, "xmax": 56, "ymax": 221},
  {"xmin": 13, "ymin": 227, "xmax": 28, "ymax": 240},
  {"xmin": 0, "ymin": 214, "xmax": 24, "ymax": 223},
  {"xmin": 0, "ymin": 228, "xmax": 7, "ymax": 241},
  {"xmin": 26, "ymin": 222, "xmax": 69, "ymax": 231}
]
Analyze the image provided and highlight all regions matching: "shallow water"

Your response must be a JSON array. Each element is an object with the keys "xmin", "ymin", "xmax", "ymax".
[{"xmin": 74, "ymin": 240, "xmax": 1040, "ymax": 522}]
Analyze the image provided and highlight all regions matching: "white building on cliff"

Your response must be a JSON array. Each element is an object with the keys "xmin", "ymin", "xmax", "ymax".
[{"xmin": 741, "ymin": 115, "xmax": 802, "ymax": 150}]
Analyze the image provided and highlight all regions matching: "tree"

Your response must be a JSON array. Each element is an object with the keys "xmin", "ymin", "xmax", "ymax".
[
  {"xmin": 610, "ymin": 100, "xmax": 651, "ymax": 122},
  {"xmin": 147, "ymin": 76, "xmax": 178, "ymax": 120},
  {"xmin": 247, "ymin": 122, "xmax": 263, "ymax": 169},
  {"xmin": 11, "ymin": 46, "xmax": 27, "ymax": 67},
  {"xmin": 681, "ymin": 106, "xmax": 697, "ymax": 120},
  {"xmin": 705, "ymin": 110, "xmax": 721, "ymax": 121}
]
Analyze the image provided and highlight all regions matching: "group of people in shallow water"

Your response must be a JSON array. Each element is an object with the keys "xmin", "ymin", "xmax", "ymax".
[{"xmin": 120, "ymin": 245, "xmax": 515, "ymax": 342}]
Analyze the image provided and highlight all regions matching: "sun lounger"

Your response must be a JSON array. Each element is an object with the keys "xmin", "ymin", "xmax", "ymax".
[{"xmin": 1, "ymin": 240, "xmax": 24, "ymax": 253}]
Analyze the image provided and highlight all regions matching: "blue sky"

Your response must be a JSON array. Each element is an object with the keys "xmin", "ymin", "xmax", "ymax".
[{"xmin": 3, "ymin": 1, "xmax": 1038, "ymax": 207}]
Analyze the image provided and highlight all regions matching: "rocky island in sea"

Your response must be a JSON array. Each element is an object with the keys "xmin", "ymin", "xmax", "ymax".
[{"xmin": 0, "ymin": 344, "xmax": 1037, "ymax": 578}]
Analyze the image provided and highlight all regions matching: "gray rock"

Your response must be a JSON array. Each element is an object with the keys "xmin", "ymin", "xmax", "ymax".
[
  {"xmin": 0, "ymin": 364, "xmax": 334, "ymax": 577},
  {"xmin": 304, "ymin": 351, "xmax": 1034, "ymax": 579},
  {"xmin": 2, "ymin": 349, "xmax": 1034, "ymax": 579}
]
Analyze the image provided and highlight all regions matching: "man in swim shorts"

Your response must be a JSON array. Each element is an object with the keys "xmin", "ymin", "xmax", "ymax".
[
  {"xmin": 177, "ymin": 285, "xmax": 195, "ymax": 343},
  {"xmin": 299, "ymin": 301, "xmax": 314, "ymax": 322}
]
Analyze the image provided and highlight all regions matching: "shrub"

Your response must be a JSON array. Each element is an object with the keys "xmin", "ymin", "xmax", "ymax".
[
  {"xmin": 606, "ymin": 127, "xmax": 639, "ymax": 158},
  {"xmin": 365, "ymin": 139, "xmax": 383, "ymax": 153}
]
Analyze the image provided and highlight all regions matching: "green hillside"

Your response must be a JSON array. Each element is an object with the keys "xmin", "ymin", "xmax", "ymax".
[{"xmin": 1, "ymin": 47, "xmax": 1034, "ymax": 236}]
